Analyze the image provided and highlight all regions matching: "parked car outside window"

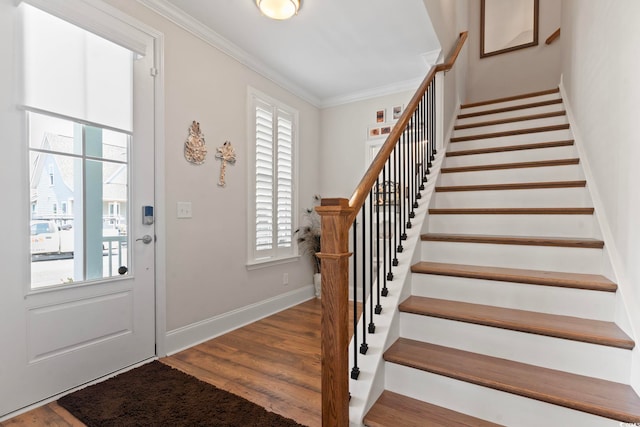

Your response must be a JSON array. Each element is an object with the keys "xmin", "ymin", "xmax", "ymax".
[{"xmin": 30, "ymin": 220, "xmax": 61, "ymax": 255}]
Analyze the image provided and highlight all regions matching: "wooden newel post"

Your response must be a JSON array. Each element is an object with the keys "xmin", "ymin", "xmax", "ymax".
[{"xmin": 316, "ymin": 198, "xmax": 355, "ymax": 427}]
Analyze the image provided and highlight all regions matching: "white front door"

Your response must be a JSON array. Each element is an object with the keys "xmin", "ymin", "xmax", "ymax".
[{"xmin": 0, "ymin": 0, "xmax": 158, "ymax": 418}]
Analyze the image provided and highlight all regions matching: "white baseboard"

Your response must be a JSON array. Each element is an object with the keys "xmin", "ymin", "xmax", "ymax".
[{"xmin": 165, "ymin": 285, "xmax": 315, "ymax": 355}]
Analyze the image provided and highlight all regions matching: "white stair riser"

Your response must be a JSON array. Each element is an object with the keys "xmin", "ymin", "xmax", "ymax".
[
  {"xmin": 443, "ymin": 145, "xmax": 576, "ymax": 168},
  {"xmin": 384, "ymin": 363, "xmax": 620, "ymax": 427},
  {"xmin": 421, "ymin": 241, "xmax": 605, "ymax": 274},
  {"xmin": 456, "ymin": 103, "xmax": 565, "ymax": 126},
  {"xmin": 438, "ymin": 165, "xmax": 584, "ymax": 186},
  {"xmin": 449, "ymin": 129, "xmax": 573, "ymax": 151},
  {"xmin": 399, "ymin": 314, "xmax": 630, "ymax": 383},
  {"xmin": 460, "ymin": 93, "xmax": 562, "ymax": 116},
  {"xmin": 432, "ymin": 187, "xmax": 592, "ymax": 208},
  {"xmin": 453, "ymin": 116, "xmax": 569, "ymax": 139},
  {"xmin": 426, "ymin": 214, "xmax": 597, "ymax": 238},
  {"xmin": 411, "ymin": 273, "xmax": 616, "ymax": 321}
]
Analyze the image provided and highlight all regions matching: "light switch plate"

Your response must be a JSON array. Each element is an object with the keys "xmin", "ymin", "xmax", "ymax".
[{"xmin": 177, "ymin": 201, "xmax": 192, "ymax": 219}]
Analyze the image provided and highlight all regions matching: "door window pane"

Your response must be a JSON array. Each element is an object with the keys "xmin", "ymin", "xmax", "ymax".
[
  {"xmin": 29, "ymin": 114, "xmax": 130, "ymax": 288},
  {"xmin": 22, "ymin": 3, "xmax": 134, "ymax": 290}
]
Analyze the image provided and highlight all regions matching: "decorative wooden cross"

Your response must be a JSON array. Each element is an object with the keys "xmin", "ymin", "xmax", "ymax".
[{"xmin": 215, "ymin": 141, "xmax": 236, "ymax": 187}]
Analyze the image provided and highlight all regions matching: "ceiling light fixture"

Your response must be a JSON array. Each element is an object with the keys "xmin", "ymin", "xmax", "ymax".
[{"xmin": 256, "ymin": 0, "xmax": 300, "ymax": 20}]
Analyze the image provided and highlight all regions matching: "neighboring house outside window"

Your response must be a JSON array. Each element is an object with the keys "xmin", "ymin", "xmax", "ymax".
[
  {"xmin": 247, "ymin": 88, "xmax": 298, "ymax": 266},
  {"xmin": 48, "ymin": 164, "xmax": 54, "ymax": 186}
]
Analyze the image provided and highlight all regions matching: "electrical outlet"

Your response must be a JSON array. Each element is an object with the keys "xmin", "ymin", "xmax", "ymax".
[
  {"xmin": 283, "ymin": 273, "xmax": 289, "ymax": 286},
  {"xmin": 177, "ymin": 201, "xmax": 192, "ymax": 219}
]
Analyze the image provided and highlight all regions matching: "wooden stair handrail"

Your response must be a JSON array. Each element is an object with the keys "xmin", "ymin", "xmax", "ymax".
[
  {"xmin": 316, "ymin": 31, "xmax": 468, "ymax": 427},
  {"xmin": 546, "ymin": 28, "xmax": 561, "ymax": 45}
]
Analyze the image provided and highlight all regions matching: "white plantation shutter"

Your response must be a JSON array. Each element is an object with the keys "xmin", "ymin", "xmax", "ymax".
[
  {"xmin": 255, "ymin": 102, "xmax": 274, "ymax": 252},
  {"xmin": 249, "ymin": 90, "xmax": 297, "ymax": 263},
  {"xmin": 276, "ymin": 111, "xmax": 293, "ymax": 248}
]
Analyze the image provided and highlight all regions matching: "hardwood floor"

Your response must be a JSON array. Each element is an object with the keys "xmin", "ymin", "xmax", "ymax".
[{"xmin": 2, "ymin": 298, "xmax": 345, "ymax": 427}]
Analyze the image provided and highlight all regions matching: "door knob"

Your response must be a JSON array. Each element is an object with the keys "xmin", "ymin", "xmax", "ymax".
[{"xmin": 136, "ymin": 235, "xmax": 153, "ymax": 244}]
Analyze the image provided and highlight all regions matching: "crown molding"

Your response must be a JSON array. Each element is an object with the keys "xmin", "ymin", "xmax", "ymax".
[
  {"xmin": 320, "ymin": 77, "xmax": 425, "ymax": 109},
  {"xmin": 136, "ymin": 0, "xmax": 438, "ymax": 109},
  {"xmin": 136, "ymin": 0, "xmax": 322, "ymax": 107}
]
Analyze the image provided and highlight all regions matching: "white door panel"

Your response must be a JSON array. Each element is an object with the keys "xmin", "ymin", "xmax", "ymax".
[{"xmin": 0, "ymin": 1, "xmax": 157, "ymax": 418}]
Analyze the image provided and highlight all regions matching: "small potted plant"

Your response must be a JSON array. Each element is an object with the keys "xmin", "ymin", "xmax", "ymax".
[{"xmin": 296, "ymin": 195, "xmax": 322, "ymax": 297}]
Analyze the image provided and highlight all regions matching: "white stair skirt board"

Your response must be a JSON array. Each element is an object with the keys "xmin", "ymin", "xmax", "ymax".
[
  {"xmin": 420, "ymin": 241, "xmax": 605, "ymax": 275},
  {"xmin": 437, "ymin": 164, "xmax": 585, "ymax": 186},
  {"xmin": 452, "ymin": 116, "xmax": 569, "ymax": 139},
  {"xmin": 442, "ymin": 145, "xmax": 577, "ymax": 167},
  {"xmin": 431, "ymin": 187, "xmax": 592, "ymax": 208},
  {"xmin": 448, "ymin": 129, "xmax": 573, "ymax": 151},
  {"xmin": 460, "ymin": 92, "xmax": 562, "ymax": 116},
  {"xmin": 384, "ymin": 362, "xmax": 623, "ymax": 427},
  {"xmin": 410, "ymin": 273, "xmax": 616, "ymax": 321},
  {"xmin": 399, "ymin": 313, "xmax": 631, "ymax": 383},
  {"xmin": 456, "ymin": 103, "xmax": 566, "ymax": 126},
  {"xmin": 426, "ymin": 214, "xmax": 597, "ymax": 239}
]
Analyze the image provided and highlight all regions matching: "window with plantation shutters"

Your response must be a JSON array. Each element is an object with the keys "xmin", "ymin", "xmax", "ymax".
[{"xmin": 249, "ymin": 89, "xmax": 298, "ymax": 264}]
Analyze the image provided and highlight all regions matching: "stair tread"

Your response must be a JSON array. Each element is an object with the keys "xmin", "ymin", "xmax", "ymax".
[
  {"xmin": 446, "ymin": 140, "xmax": 575, "ymax": 157},
  {"xmin": 399, "ymin": 296, "xmax": 633, "ymax": 349},
  {"xmin": 461, "ymin": 88, "xmax": 560, "ymax": 109},
  {"xmin": 450, "ymin": 124, "xmax": 570, "ymax": 143},
  {"xmin": 441, "ymin": 158, "xmax": 580, "ymax": 173},
  {"xmin": 385, "ymin": 338, "xmax": 640, "ymax": 422},
  {"xmin": 429, "ymin": 207, "xmax": 594, "ymax": 215},
  {"xmin": 364, "ymin": 390, "xmax": 504, "ymax": 427},
  {"xmin": 435, "ymin": 180, "xmax": 586, "ymax": 192},
  {"xmin": 421, "ymin": 233, "xmax": 605, "ymax": 248},
  {"xmin": 458, "ymin": 98, "xmax": 563, "ymax": 120},
  {"xmin": 410, "ymin": 261, "xmax": 617, "ymax": 292},
  {"xmin": 454, "ymin": 110, "xmax": 566, "ymax": 130}
]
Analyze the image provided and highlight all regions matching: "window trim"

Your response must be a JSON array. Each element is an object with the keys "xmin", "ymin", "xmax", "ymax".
[{"xmin": 246, "ymin": 87, "xmax": 299, "ymax": 267}]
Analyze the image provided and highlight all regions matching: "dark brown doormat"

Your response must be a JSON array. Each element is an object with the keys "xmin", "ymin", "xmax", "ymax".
[{"xmin": 58, "ymin": 361, "xmax": 307, "ymax": 427}]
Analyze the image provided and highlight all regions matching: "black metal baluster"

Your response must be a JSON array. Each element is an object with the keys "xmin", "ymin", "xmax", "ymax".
[
  {"xmin": 381, "ymin": 166, "xmax": 389, "ymax": 296},
  {"xmin": 410, "ymin": 113, "xmax": 415, "ymax": 212},
  {"xmin": 351, "ymin": 219, "xmax": 360, "ymax": 380},
  {"xmin": 386, "ymin": 159, "xmax": 394, "ymax": 281},
  {"xmin": 419, "ymin": 96, "xmax": 427, "ymax": 186},
  {"xmin": 360, "ymin": 206, "xmax": 368, "ymax": 355},
  {"xmin": 393, "ymin": 145, "xmax": 400, "ymax": 264},
  {"xmin": 368, "ymin": 190, "xmax": 376, "ymax": 333},
  {"xmin": 374, "ymin": 179, "xmax": 382, "ymax": 315},
  {"xmin": 431, "ymin": 80, "xmax": 437, "ymax": 159},
  {"xmin": 415, "ymin": 107, "xmax": 422, "ymax": 202},
  {"xmin": 422, "ymin": 93, "xmax": 430, "ymax": 180},
  {"xmin": 403, "ymin": 129, "xmax": 412, "ymax": 231}
]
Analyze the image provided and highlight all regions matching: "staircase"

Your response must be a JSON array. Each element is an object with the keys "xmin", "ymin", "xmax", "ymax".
[{"xmin": 362, "ymin": 88, "xmax": 640, "ymax": 426}]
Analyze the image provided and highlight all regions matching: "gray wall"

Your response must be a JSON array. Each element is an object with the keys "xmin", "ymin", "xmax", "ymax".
[
  {"xmin": 105, "ymin": 0, "xmax": 321, "ymax": 333},
  {"xmin": 465, "ymin": 0, "xmax": 562, "ymax": 102},
  {"xmin": 560, "ymin": 0, "xmax": 640, "ymax": 391}
]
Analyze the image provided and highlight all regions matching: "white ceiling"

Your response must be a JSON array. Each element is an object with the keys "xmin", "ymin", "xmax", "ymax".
[{"xmin": 139, "ymin": 0, "xmax": 442, "ymax": 107}]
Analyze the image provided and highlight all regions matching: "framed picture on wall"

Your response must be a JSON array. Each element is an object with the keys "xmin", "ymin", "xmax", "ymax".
[
  {"xmin": 392, "ymin": 105, "xmax": 403, "ymax": 120},
  {"xmin": 368, "ymin": 126, "xmax": 382, "ymax": 139},
  {"xmin": 380, "ymin": 125, "xmax": 392, "ymax": 135},
  {"xmin": 376, "ymin": 109, "xmax": 385, "ymax": 123}
]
